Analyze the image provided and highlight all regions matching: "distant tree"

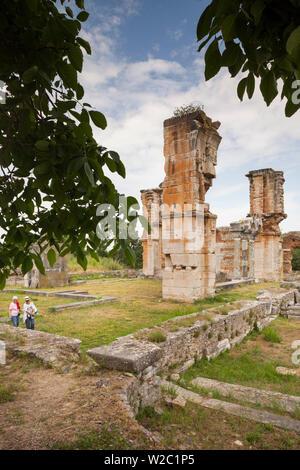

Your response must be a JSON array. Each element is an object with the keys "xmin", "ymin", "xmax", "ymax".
[
  {"xmin": 0, "ymin": 0, "xmax": 143, "ymax": 288},
  {"xmin": 197, "ymin": 0, "xmax": 300, "ymax": 116},
  {"xmin": 292, "ymin": 248, "xmax": 300, "ymax": 271}
]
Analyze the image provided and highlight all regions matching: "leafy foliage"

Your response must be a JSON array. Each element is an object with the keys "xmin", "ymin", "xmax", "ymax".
[
  {"xmin": 292, "ymin": 247, "xmax": 300, "ymax": 271},
  {"xmin": 173, "ymin": 103, "xmax": 204, "ymax": 116},
  {"xmin": 0, "ymin": 0, "xmax": 142, "ymax": 288},
  {"xmin": 197, "ymin": 0, "xmax": 300, "ymax": 116}
]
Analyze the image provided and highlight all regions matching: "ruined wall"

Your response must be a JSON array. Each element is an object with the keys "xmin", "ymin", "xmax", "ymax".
[
  {"xmin": 283, "ymin": 232, "xmax": 300, "ymax": 274},
  {"xmin": 161, "ymin": 111, "xmax": 221, "ymax": 301},
  {"xmin": 24, "ymin": 247, "xmax": 69, "ymax": 288},
  {"xmin": 216, "ymin": 169, "xmax": 286, "ymax": 283},
  {"xmin": 247, "ymin": 169, "xmax": 286, "ymax": 282},
  {"xmin": 141, "ymin": 110, "xmax": 222, "ymax": 301},
  {"xmin": 216, "ymin": 217, "xmax": 261, "ymax": 281},
  {"xmin": 87, "ymin": 289, "xmax": 297, "ymax": 413}
]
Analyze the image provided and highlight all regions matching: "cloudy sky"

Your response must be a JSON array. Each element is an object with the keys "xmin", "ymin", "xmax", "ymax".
[{"xmin": 79, "ymin": 0, "xmax": 299, "ymax": 232}]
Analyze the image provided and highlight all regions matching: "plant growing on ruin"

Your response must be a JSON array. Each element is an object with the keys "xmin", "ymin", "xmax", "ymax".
[
  {"xmin": 197, "ymin": 0, "xmax": 300, "ymax": 116},
  {"xmin": 148, "ymin": 330, "xmax": 166, "ymax": 343},
  {"xmin": 173, "ymin": 103, "xmax": 204, "ymax": 117},
  {"xmin": 0, "ymin": 0, "xmax": 144, "ymax": 288}
]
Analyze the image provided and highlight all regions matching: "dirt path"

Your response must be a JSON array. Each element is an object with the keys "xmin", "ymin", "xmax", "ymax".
[{"xmin": 0, "ymin": 357, "xmax": 144, "ymax": 450}]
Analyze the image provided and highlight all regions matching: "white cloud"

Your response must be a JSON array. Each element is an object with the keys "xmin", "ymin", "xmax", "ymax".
[{"xmin": 79, "ymin": 4, "xmax": 300, "ymax": 232}]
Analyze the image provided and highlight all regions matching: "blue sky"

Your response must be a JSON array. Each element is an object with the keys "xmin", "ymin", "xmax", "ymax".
[{"xmin": 79, "ymin": 0, "xmax": 300, "ymax": 231}]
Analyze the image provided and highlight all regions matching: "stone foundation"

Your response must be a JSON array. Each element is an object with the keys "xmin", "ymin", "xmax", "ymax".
[{"xmin": 87, "ymin": 288, "xmax": 297, "ymax": 413}]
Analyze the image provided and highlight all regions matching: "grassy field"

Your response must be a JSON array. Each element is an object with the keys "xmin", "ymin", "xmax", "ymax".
[
  {"xmin": 137, "ymin": 401, "xmax": 300, "ymax": 450},
  {"xmin": 0, "ymin": 280, "xmax": 280, "ymax": 352},
  {"xmin": 68, "ymin": 254, "xmax": 126, "ymax": 272},
  {"xmin": 180, "ymin": 317, "xmax": 300, "ymax": 397}
]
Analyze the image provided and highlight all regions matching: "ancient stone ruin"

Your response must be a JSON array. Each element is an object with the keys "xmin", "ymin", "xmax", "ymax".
[
  {"xmin": 24, "ymin": 246, "xmax": 69, "ymax": 288},
  {"xmin": 217, "ymin": 168, "xmax": 287, "ymax": 283},
  {"xmin": 141, "ymin": 111, "xmax": 288, "ymax": 301},
  {"xmin": 141, "ymin": 110, "xmax": 222, "ymax": 301},
  {"xmin": 283, "ymin": 232, "xmax": 300, "ymax": 275}
]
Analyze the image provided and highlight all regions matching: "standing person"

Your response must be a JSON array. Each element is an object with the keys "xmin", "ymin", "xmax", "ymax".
[
  {"xmin": 23, "ymin": 296, "xmax": 37, "ymax": 330},
  {"xmin": 9, "ymin": 296, "xmax": 20, "ymax": 327}
]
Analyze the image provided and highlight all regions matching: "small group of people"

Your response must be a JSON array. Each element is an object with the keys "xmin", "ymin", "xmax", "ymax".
[{"xmin": 8, "ymin": 296, "xmax": 38, "ymax": 330}]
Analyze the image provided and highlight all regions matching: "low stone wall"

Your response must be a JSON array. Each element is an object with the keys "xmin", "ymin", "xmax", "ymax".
[
  {"xmin": 88, "ymin": 289, "xmax": 297, "ymax": 414},
  {"xmin": 0, "ymin": 324, "xmax": 81, "ymax": 368}
]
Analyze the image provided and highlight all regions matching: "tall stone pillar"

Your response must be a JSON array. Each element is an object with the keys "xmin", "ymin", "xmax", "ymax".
[
  {"xmin": 161, "ymin": 111, "xmax": 222, "ymax": 301},
  {"xmin": 140, "ymin": 188, "xmax": 163, "ymax": 277},
  {"xmin": 246, "ymin": 169, "xmax": 286, "ymax": 282}
]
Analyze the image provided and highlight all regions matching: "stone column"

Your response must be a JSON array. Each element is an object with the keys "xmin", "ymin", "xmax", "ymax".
[
  {"xmin": 140, "ymin": 188, "xmax": 163, "ymax": 277},
  {"xmin": 246, "ymin": 169, "xmax": 286, "ymax": 282},
  {"xmin": 161, "ymin": 111, "xmax": 222, "ymax": 301}
]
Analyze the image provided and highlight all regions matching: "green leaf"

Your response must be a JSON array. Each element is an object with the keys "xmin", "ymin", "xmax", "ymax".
[
  {"xmin": 247, "ymin": 73, "xmax": 255, "ymax": 99},
  {"xmin": 77, "ymin": 37, "xmax": 91, "ymax": 55},
  {"xmin": 89, "ymin": 110, "xmax": 107, "ymax": 129},
  {"xmin": 23, "ymin": 65, "xmax": 38, "ymax": 83},
  {"xmin": 197, "ymin": 5, "xmax": 214, "ymax": 41},
  {"xmin": 21, "ymin": 257, "xmax": 33, "ymax": 275},
  {"xmin": 47, "ymin": 248, "xmax": 56, "ymax": 268},
  {"xmin": 250, "ymin": 0, "xmax": 265, "ymax": 25},
  {"xmin": 84, "ymin": 161, "xmax": 95, "ymax": 186},
  {"xmin": 222, "ymin": 14, "xmax": 236, "ymax": 42},
  {"xmin": 76, "ymin": 83, "xmax": 84, "ymax": 100},
  {"xmin": 237, "ymin": 77, "xmax": 247, "ymax": 101},
  {"xmin": 31, "ymin": 253, "xmax": 45, "ymax": 275},
  {"xmin": 77, "ymin": 253, "xmax": 87, "ymax": 270},
  {"xmin": 65, "ymin": 6, "xmax": 73, "ymax": 18},
  {"xmin": 260, "ymin": 71, "xmax": 278, "ymax": 106},
  {"xmin": 0, "ymin": 272, "xmax": 6, "ymax": 291},
  {"xmin": 204, "ymin": 39, "xmax": 222, "ymax": 81},
  {"xmin": 77, "ymin": 11, "xmax": 89, "ymax": 22},
  {"xmin": 67, "ymin": 157, "xmax": 85, "ymax": 174},
  {"xmin": 57, "ymin": 61, "xmax": 77, "ymax": 89},
  {"xmin": 35, "ymin": 140, "xmax": 49, "ymax": 152},
  {"xmin": 75, "ymin": 0, "xmax": 85, "ymax": 8},
  {"xmin": 68, "ymin": 45, "xmax": 83, "ymax": 72},
  {"xmin": 286, "ymin": 26, "xmax": 300, "ymax": 56},
  {"xmin": 285, "ymin": 99, "xmax": 300, "ymax": 117},
  {"xmin": 222, "ymin": 43, "xmax": 242, "ymax": 67}
]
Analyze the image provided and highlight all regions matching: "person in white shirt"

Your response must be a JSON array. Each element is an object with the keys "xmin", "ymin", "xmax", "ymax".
[{"xmin": 23, "ymin": 296, "xmax": 37, "ymax": 330}]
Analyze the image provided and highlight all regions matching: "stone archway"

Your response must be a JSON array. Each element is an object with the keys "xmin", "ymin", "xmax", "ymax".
[{"xmin": 283, "ymin": 232, "xmax": 300, "ymax": 274}]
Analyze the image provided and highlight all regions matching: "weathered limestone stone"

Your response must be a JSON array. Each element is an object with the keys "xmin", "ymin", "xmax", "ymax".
[
  {"xmin": 216, "ymin": 169, "xmax": 286, "ymax": 283},
  {"xmin": 141, "ymin": 110, "xmax": 222, "ymax": 301},
  {"xmin": 191, "ymin": 376, "xmax": 300, "ymax": 413},
  {"xmin": 283, "ymin": 232, "xmax": 300, "ymax": 275},
  {"xmin": 87, "ymin": 339, "xmax": 163, "ymax": 372},
  {"xmin": 24, "ymin": 246, "xmax": 69, "ymax": 288},
  {"xmin": 0, "ymin": 324, "xmax": 81, "ymax": 367},
  {"xmin": 172, "ymin": 396, "xmax": 186, "ymax": 408},
  {"xmin": 140, "ymin": 188, "xmax": 164, "ymax": 277},
  {"xmin": 247, "ymin": 169, "xmax": 286, "ymax": 282}
]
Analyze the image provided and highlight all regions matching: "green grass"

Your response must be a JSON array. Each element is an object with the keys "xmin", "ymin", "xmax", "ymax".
[
  {"xmin": 0, "ymin": 281, "xmax": 282, "ymax": 353},
  {"xmin": 51, "ymin": 422, "xmax": 149, "ymax": 450},
  {"xmin": 148, "ymin": 330, "xmax": 166, "ymax": 343},
  {"xmin": 68, "ymin": 254, "xmax": 126, "ymax": 272},
  {"xmin": 181, "ymin": 347, "xmax": 300, "ymax": 396},
  {"xmin": 262, "ymin": 326, "xmax": 282, "ymax": 343},
  {"xmin": 0, "ymin": 383, "xmax": 17, "ymax": 403}
]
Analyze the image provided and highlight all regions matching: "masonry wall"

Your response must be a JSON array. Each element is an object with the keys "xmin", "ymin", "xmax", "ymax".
[
  {"xmin": 283, "ymin": 232, "xmax": 300, "ymax": 275},
  {"xmin": 87, "ymin": 289, "xmax": 297, "ymax": 414}
]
